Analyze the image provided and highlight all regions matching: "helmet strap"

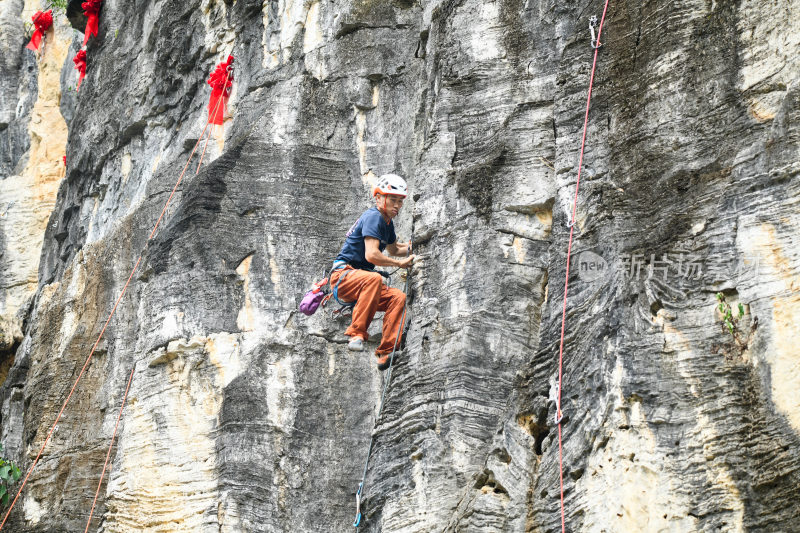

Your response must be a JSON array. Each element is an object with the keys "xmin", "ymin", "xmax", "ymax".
[{"xmin": 375, "ymin": 195, "xmax": 393, "ymax": 222}]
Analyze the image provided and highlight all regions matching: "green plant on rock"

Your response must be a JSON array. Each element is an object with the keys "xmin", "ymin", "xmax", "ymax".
[
  {"xmin": 717, "ymin": 292, "xmax": 743, "ymax": 335},
  {"xmin": 44, "ymin": 0, "xmax": 69, "ymax": 15},
  {"xmin": 0, "ymin": 445, "xmax": 22, "ymax": 506},
  {"xmin": 714, "ymin": 292, "xmax": 757, "ymax": 359}
]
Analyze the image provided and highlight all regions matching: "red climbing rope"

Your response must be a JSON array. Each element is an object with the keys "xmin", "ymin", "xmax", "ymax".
[
  {"xmin": 81, "ymin": 78, "xmax": 229, "ymax": 531},
  {"xmin": 0, "ymin": 64, "xmax": 233, "ymax": 532},
  {"xmin": 0, "ymin": 253, "xmax": 142, "ymax": 531},
  {"xmin": 555, "ymin": 3, "xmax": 609, "ymax": 532},
  {"xmin": 83, "ymin": 366, "xmax": 133, "ymax": 533}
]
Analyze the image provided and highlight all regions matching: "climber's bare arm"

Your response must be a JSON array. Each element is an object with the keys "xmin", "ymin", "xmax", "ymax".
[{"xmin": 367, "ymin": 238, "xmax": 414, "ymax": 268}]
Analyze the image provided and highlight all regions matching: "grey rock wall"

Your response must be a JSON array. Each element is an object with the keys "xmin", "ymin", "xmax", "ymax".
[{"xmin": 0, "ymin": 0, "xmax": 798, "ymax": 531}]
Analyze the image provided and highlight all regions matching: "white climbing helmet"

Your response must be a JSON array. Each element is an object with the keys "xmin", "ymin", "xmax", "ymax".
[{"xmin": 373, "ymin": 173, "xmax": 408, "ymax": 198}]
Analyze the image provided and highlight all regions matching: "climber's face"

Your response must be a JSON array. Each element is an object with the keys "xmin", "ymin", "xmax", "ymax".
[{"xmin": 376, "ymin": 194, "xmax": 404, "ymax": 220}]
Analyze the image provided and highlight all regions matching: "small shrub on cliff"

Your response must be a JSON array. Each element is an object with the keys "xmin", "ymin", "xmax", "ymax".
[
  {"xmin": 717, "ymin": 292, "xmax": 743, "ymax": 337},
  {"xmin": 0, "ymin": 445, "xmax": 22, "ymax": 506},
  {"xmin": 714, "ymin": 292, "xmax": 757, "ymax": 360},
  {"xmin": 44, "ymin": 0, "xmax": 69, "ymax": 15}
]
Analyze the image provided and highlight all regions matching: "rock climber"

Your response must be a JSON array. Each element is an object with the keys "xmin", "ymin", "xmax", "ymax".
[{"xmin": 330, "ymin": 173, "xmax": 415, "ymax": 370}]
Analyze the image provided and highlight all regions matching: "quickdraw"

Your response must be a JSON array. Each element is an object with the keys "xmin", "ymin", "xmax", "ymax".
[{"xmin": 589, "ymin": 15, "xmax": 603, "ymax": 49}]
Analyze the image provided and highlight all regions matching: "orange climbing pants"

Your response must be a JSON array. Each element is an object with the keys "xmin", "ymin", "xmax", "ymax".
[{"xmin": 330, "ymin": 266, "xmax": 407, "ymax": 356}]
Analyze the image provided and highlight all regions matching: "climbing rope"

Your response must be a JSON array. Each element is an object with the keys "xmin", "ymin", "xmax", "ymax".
[
  {"xmin": 83, "ymin": 367, "xmax": 133, "ymax": 533},
  {"xmin": 353, "ymin": 256, "xmax": 413, "ymax": 530},
  {"xmin": 555, "ymin": 4, "xmax": 610, "ymax": 532},
  {"xmin": 0, "ymin": 66, "xmax": 232, "ymax": 531}
]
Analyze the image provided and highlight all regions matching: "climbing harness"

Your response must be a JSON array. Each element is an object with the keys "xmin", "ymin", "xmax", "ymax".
[
  {"xmin": 331, "ymin": 261, "xmax": 357, "ymax": 310},
  {"xmin": 555, "ymin": 4, "xmax": 610, "ymax": 533},
  {"xmin": 0, "ymin": 63, "xmax": 233, "ymax": 532},
  {"xmin": 352, "ymin": 251, "xmax": 412, "ymax": 530},
  {"xmin": 322, "ymin": 262, "xmax": 395, "ymax": 319}
]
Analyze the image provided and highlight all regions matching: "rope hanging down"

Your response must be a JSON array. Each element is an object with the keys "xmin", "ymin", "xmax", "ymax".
[
  {"xmin": 0, "ymin": 62, "xmax": 233, "ymax": 532},
  {"xmin": 555, "ymin": 4, "xmax": 609, "ymax": 533},
  {"xmin": 353, "ymin": 257, "xmax": 413, "ymax": 530}
]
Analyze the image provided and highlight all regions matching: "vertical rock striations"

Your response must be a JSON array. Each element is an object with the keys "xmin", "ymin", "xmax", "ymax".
[
  {"xmin": 0, "ymin": 0, "xmax": 70, "ymax": 461},
  {"xmin": 0, "ymin": 0, "xmax": 798, "ymax": 531}
]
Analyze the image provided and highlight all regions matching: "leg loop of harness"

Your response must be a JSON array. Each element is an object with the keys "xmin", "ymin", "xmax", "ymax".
[
  {"xmin": 332, "ymin": 269, "xmax": 356, "ymax": 308},
  {"xmin": 329, "ymin": 265, "xmax": 357, "ymax": 317}
]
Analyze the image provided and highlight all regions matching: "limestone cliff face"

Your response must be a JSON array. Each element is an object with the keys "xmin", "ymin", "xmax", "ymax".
[
  {"xmin": 0, "ymin": 0, "xmax": 69, "ymax": 400},
  {"xmin": 0, "ymin": 0, "xmax": 798, "ymax": 532}
]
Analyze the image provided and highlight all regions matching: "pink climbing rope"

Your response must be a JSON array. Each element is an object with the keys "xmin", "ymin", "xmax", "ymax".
[
  {"xmin": 82, "ymin": 69, "xmax": 231, "ymax": 532},
  {"xmin": 83, "ymin": 366, "xmax": 134, "ymax": 533},
  {"xmin": 556, "ymin": 3, "xmax": 610, "ymax": 532}
]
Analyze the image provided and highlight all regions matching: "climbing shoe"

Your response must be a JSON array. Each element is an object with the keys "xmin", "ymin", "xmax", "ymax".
[
  {"xmin": 348, "ymin": 336, "xmax": 364, "ymax": 351},
  {"xmin": 376, "ymin": 352, "xmax": 397, "ymax": 371}
]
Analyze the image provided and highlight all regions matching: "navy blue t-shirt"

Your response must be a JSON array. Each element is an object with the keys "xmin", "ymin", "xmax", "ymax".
[{"xmin": 336, "ymin": 207, "xmax": 396, "ymax": 270}]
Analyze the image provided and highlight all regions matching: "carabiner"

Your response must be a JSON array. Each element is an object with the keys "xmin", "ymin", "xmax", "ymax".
[
  {"xmin": 353, "ymin": 482, "xmax": 363, "ymax": 528},
  {"xmin": 589, "ymin": 15, "xmax": 603, "ymax": 49}
]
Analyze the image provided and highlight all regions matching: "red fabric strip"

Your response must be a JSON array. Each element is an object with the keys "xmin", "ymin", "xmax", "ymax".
[
  {"xmin": 207, "ymin": 55, "xmax": 234, "ymax": 125},
  {"xmin": 25, "ymin": 10, "xmax": 53, "ymax": 51},
  {"xmin": 82, "ymin": 0, "xmax": 102, "ymax": 45},
  {"xmin": 73, "ymin": 50, "xmax": 87, "ymax": 90}
]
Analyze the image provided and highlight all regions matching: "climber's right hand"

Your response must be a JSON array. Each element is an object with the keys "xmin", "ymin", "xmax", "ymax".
[{"xmin": 399, "ymin": 255, "xmax": 416, "ymax": 269}]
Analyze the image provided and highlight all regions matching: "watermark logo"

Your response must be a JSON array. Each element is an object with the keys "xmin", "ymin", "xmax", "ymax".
[
  {"xmin": 621, "ymin": 252, "xmax": 704, "ymax": 281},
  {"xmin": 576, "ymin": 250, "xmax": 607, "ymax": 282},
  {"xmin": 573, "ymin": 249, "xmax": 762, "ymax": 286}
]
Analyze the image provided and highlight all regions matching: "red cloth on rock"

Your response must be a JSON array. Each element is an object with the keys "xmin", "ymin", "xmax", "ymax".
[
  {"xmin": 207, "ymin": 56, "xmax": 234, "ymax": 125},
  {"xmin": 73, "ymin": 50, "xmax": 87, "ymax": 90},
  {"xmin": 26, "ymin": 10, "xmax": 53, "ymax": 51},
  {"xmin": 81, "ymin": 0, "xmax": 102, "ymax": 45}
]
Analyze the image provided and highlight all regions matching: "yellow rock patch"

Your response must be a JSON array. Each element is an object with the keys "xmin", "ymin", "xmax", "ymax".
[{"xmin": 737, "ymin": 223, "xmax": 800, "ymax": 433}]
